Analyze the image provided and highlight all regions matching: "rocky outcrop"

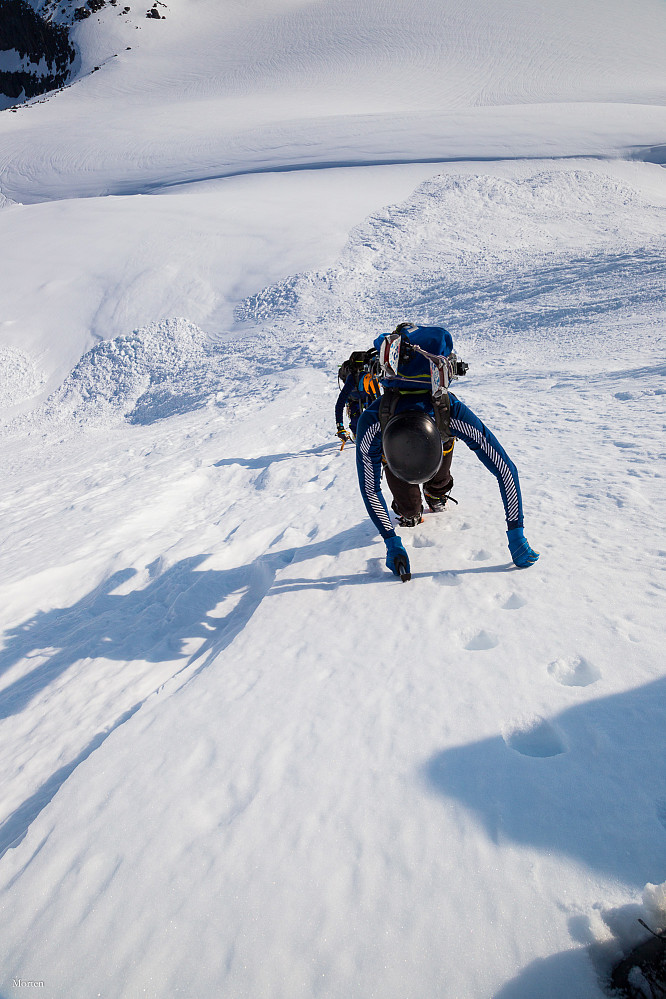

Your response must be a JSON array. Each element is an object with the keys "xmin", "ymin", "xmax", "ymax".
[
  {"xmin": 0, "ymin": 0, "xmax": 169, "ymax": 108},
  {"xmin": 0, "ymin": 0, "xmax": 76, "ymax": 103}
]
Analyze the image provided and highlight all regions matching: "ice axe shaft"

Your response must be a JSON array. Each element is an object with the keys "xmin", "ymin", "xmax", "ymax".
[{"xmin": 396, "ymin": 557, "xmax": 411, "ymax": 582}]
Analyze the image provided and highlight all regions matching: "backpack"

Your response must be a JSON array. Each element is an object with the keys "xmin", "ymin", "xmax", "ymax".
[
  {"xmin": 358, "ymin": 370, "xmax": 381, "ymax": 402},
  {"xmin": 374, "ymin": 323, "xmax": 468, "ymax": 391},
  {"xmin": 338, "ymin": 350, "xmax": 373, "ymax": 387},
  {"xmin": 374, "ymin": 323, "xmax": 468, "ymax": 442}
]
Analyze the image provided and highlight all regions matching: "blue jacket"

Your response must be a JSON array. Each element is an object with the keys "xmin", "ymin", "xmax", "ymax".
[
  {"xmin": 355, "ymin": 391, "xmax": 524, "ymax": 541},
  {"xmin": 335, "ymin": 373, "xmax": 362, "ymax": 424},
  {"xmin": 373, "ymin": 325, "xmax": 454, "ymax": 391}
]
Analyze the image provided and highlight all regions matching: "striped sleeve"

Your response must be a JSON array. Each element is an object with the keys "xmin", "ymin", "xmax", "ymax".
[
  {"xmin": 449, "ymin": 396, "xmax": 524, "ymax": 529},
  {"xmin": 335, "ymin": 374, "xmax": 356, "ymax": 424},
  {"xmin": 355, "ymin": 409, "xmax": 396, "ymax": 541}
]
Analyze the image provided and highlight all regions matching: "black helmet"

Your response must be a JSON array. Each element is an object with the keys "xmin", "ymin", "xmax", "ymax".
[{"xmin": 382, "ymin": 411, "xmax": 443, "ymax": 484}]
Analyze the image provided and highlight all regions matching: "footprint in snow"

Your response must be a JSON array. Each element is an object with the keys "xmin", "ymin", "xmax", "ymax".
[
  {"xmin": 464, "ymin": 630, "xmax": 499, "ymax": 651},
  {"xmin": 548, "ymin": 654, "xmax": 600, "ymax": 687},
  {"xmin": 367, "ymin": 558, "xmax": 385, "ymax": 578},
  {"xmin": 468, "ymin": 549, "xmax": 491, "ymax": 562},
  {"xmin": 503, "ymin": 716, "xmax": 567, "ymax": 758},
  {"xmin": 434, "ymin": 572, "xmax": 462, "ymax": 587},
  {"xmin": 502, "ymin": 592, "xmax": 527, "ymax": 610},
  {"xmin": 413, "ymin": 535, "xmax": 437, "ymax": 548}
]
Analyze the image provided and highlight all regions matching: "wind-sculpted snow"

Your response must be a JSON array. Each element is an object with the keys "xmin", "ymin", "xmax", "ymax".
[
  {"xmin": 237, "ymin": 169, "xmax": 666, "ymax": 355},
  {"xmin": 0, "ymin": 345, "xmax": 45, "ymax": 409},
  {"xmin": 33, "ymin": 167, "xmax": 662, "ymax": 434},
  {"xmin": 1, "ymin": 154, "xmax": 666, "ymax": 999},
  {"xmin": 42, "ymin": 317, "xmax": 214, "ymax": 425},
  {"xmin": 1, "ymin": 0, "xmax": 666, "ymax": 201},
  {"xmin": 3, "ymin": 0, "xmax": 666, "ymax": 989},
  {"xmin": 37, "ymin": 317, "xmax": 275, "ymax": 428},
  {"xmin": 0, "ymin": 192, "xmax": 13, "ymax": 209},
  {"xmin": 22, "ymin": 316, "xmax": 333, "ymax": 431}
]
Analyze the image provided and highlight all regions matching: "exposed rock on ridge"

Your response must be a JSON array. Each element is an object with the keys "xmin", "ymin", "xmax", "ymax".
[{"xmin": 0, "ymin": 0, "xmax": 75, "ymax": 105}]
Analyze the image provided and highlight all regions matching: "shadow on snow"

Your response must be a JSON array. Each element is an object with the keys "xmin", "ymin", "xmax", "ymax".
[
  {"xmin": 0, "ymin": 703, "xmax": 141, "ymax": 861},
  {"xmin": 490, "ymin": 946, "xmax": 605, "ymax": 999},
  {"xmin": 0, "ymin": 522, "xmax": 374, "ymax": 721},
  {"xmin": 214, "ymin": 442, "xmax": 342, "ymax": 470},
  {"xmin": 0, "ymin": 521, "xmax": 375, "ymax": 858},
  {"xmin": 0, "ymin": 513, "xmax": 518, "ymax": 862},
  {"xmin": 422, "ymin": 677, "xmax": 666, "ymax": 889}
]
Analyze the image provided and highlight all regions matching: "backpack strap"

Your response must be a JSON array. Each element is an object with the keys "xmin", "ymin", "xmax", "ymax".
[
  {"xmin": 378, "ymin": 388, "xmax": 402, "ymax": 434},
  {"xmin": 432, "ymin": 390, "xmax": 453, "ymax": 446}
]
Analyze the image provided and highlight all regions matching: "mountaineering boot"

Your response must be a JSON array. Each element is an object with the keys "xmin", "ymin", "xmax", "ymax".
[
  {"xmin": 423, "ymin": 488, "xmax": 458, "ymax": 513},
  {"xmin": 424, "ymin": 494, "xmax": 446, "ymax": 513},
  {"xmin": 397, "ymin": 512, "xmax": 423, "ymax": 527},
  {"xmin": 391, "ymin": 500, "xmax": 423, "ymax": 527}
]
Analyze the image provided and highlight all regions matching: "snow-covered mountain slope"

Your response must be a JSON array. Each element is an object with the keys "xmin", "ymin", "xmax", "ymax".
[
  {"xmin": 0, "ymin": 163, "xmax": 450, "ymax": 410},
  {"xmin": 2, "ymin": 0, "xmax": 666, "ymax": 201},
  {"xmin": 2, "ymin": 159, "xmax": 666, "ymax": 998},
  {"xmin": 1, "ymin": 0, "xmax": 666, "ymax": 996}
]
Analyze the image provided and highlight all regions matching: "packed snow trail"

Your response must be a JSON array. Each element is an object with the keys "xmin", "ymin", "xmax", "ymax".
[{"xmin": 1, "ymin": 163, "xmax": 666, "ymax": 998}]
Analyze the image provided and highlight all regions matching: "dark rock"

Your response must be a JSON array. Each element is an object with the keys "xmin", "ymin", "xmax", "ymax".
[
  {"xmin": 0, "ymin": 0, "xmax": 76, "ymax": 104},
  {"xmin": 610, "ymin": 924, "xmax": 666, "ymax": 998}
]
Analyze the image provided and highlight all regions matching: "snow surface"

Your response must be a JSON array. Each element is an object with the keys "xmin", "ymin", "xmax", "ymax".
[{"xmin": 1, "ymin": 1, "xmax": 666, "ymax": 997}]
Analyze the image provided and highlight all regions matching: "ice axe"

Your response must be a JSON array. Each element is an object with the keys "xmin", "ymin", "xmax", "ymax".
[{"xmin": 395, "ymin": 556, "xmax": 411, "ymax": 582}]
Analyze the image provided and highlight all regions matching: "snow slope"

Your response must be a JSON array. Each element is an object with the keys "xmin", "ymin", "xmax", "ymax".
[
  {"xmin": 1, "ymin": 1, "xmax": 666, "ymax": 997},
  {"xmin": 2, "ymin": 0, "xmax": 666, "ymax": 202}
]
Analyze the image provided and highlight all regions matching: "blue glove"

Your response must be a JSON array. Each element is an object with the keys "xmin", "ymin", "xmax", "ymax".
[
  {"xmin": 507, "ymin": 528, "xmax": 540, "ymax": 568},
  {"xmin": 385, "ymin": 536, "xmax": 411, "ymax": 580}
]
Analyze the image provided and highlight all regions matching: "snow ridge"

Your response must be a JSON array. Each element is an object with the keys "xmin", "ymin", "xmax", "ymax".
[
  {"xmin": 42, "ymin": 317, "xmax": 212, "ymax": 425},
  {"xmin": 9, "ymin": 168, "xmax": 660, "ymax": 436},
  {"xmin": 236, "ymin": 169, "xmax": 666, "ymax": 361},
  {"xmin": 9, "ymin": 316, "xmax": 332, "ymax": 433}
]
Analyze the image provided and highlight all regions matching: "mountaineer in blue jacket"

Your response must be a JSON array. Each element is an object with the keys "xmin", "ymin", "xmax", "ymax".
[
  {"xmin": 355, "ymin": 322, "xmax": 539, "ymax": 580},
  {"xmin": 335, "ymin": 350, "xmax": 381, "ymax": 442}
]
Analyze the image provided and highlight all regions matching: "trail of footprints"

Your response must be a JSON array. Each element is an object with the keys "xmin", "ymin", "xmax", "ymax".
[
  {"xmin": 434, "ymin": 550, "xmax": 602, "ymax": 759},
  {"xmin": 503, "ymin": 652, "xmax": 602, "ymax": 759},
  {"xmin": 252, "ymin": 464, "xmax": 600, "ymax": 764},
  {"xmin": 384, "ymin": 511, "xmax": 605, "ymax": 762}
]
